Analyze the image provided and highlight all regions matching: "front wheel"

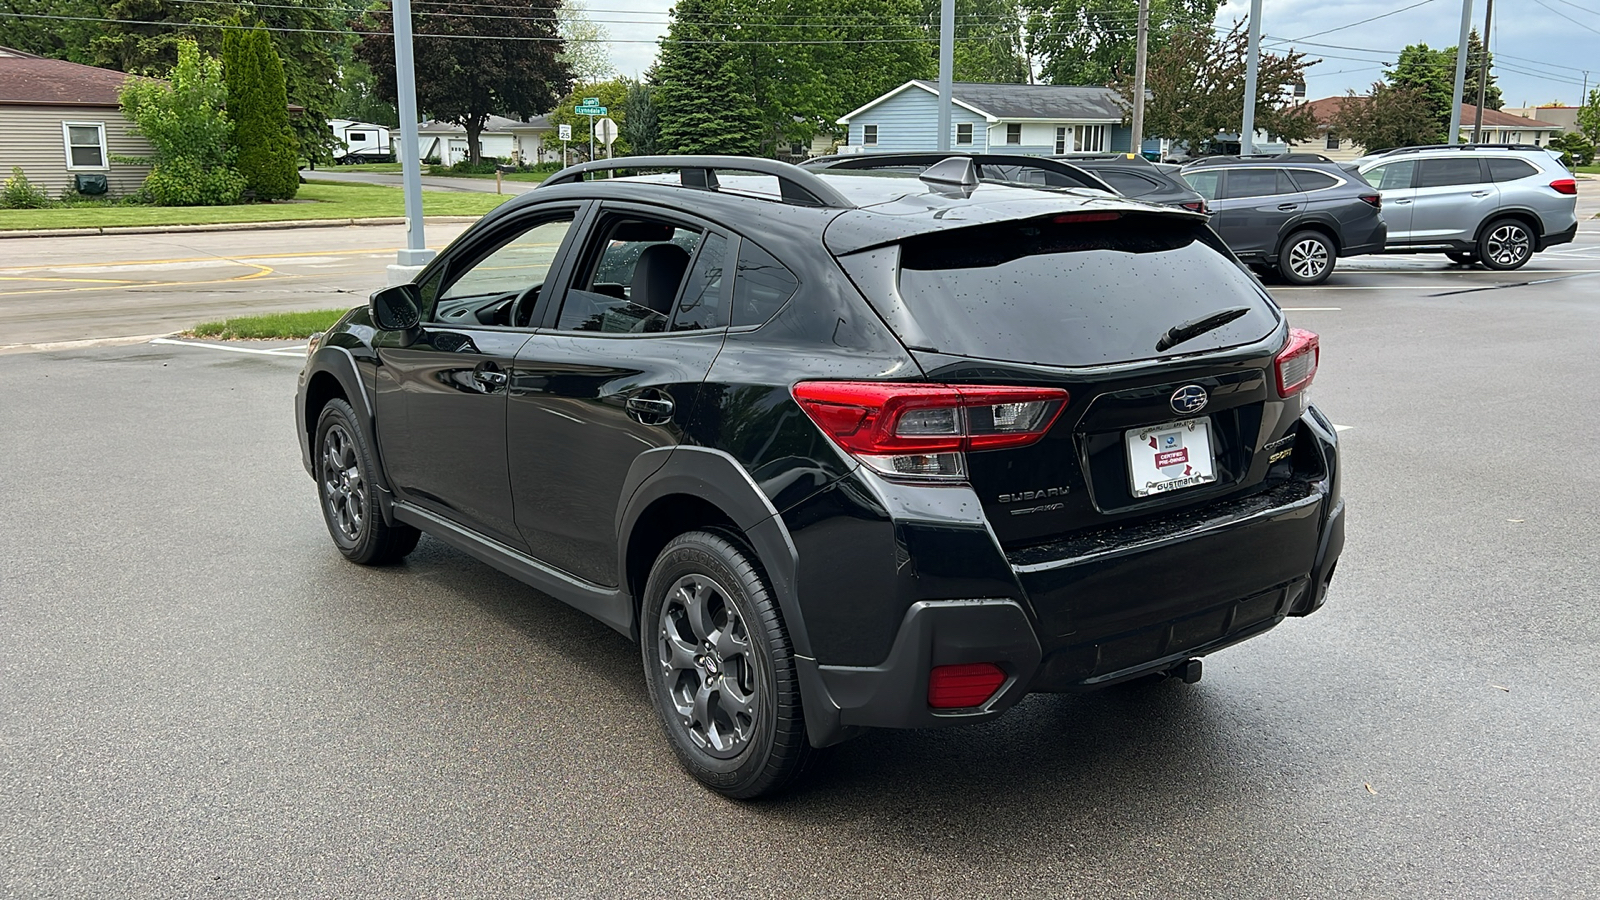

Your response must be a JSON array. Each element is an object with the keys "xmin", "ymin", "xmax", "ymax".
[
  {"xmin": 314, "ymin": 399, "xmax": 419, "ymax": 565},
  {"xmin": 1478, "ymin": 218, "xmax": 1534, "ymax": 270},
  {"xmin": 1278, "ymin": 231, "xmax": 1336, "ymax": 285},
  {"xmin": 640, "ymin": 530, "xmax": 813, "ymax": 799}
]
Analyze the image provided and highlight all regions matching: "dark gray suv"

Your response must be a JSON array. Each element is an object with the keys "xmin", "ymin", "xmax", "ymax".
[{"xmin": 1179, "ymin": 158, "xmax": 1388, "ymax": 285}]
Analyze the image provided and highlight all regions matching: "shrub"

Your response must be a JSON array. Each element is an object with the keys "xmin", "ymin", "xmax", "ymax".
[
  {"xmin": 1549, "ymin": 132, "xmax": 1595, "ymax": 167},
  {"xmin": 2, "ymin": 167, "xmax": 50, "ymax": 209},
  {"xmin": 223, "ymin": 25, "xmax": 299, "ymax": 201},
  {"xmin": 144, "ymin": 158, "xmax": 247, "ymax": 206}
]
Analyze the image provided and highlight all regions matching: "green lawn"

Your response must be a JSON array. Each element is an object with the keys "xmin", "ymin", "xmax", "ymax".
[
  {"xmin": 190, "ymin": 309, "xmax": 350, "ymax": 340},
  {"xmin": 1576, "ymin": 164, "xmax": 1600, "ymax": 175},
  {"xmin": 0, "ymin": 182, "xmax": 511, "ymax": 231},
  {"xmin": 428, "ymin": 169, "xmax": 552, "ymax": 183},
  {"xmin": 318, "ymin": 162, "xmax": 402, "ymax": 173}
]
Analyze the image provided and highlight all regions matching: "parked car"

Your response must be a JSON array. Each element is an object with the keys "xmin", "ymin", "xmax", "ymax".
[
  {"xmin": 1177, "ymin": 155, "xmax": 1388, "ymax": 285},
  {"xmin": 1353, "ymin": 144, "xmax": 1578, "ymax": 270},
  {"xmin": 800, "ymin": 151, "xmax": 1114, "ymax": 193},
  {"xmin": 1052, "ymin": 152, "xmax": 1209, "ymax": 212},
  {"xmin": 296, "ymin": 156, "xmax": 1345, "ymax": 799}
]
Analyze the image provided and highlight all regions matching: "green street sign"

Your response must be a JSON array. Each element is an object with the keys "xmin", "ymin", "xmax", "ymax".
[
  {"xmin": 582, "ymin": 97, "xmax": 600, "ymax": 106},
  {"xmin": 575, "ymin": 104, "xmax": 607, "ymax": 115}
]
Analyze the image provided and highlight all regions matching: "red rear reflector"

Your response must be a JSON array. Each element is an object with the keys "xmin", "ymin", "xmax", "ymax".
[
  {"xmin": 1550, "ymin": 179, "xmax": 1577, "ymax": 195},
  {"xmin": 1358, "ymin": 193, "xmax": 1381, "ymax": 209},
  {"xmin": 1275, "ymin": 328, "xmax": 1320, "ymax": 397},
  {"xmin": 928, "ymin": 663, "xmax": 1006, "ymax": 709},
  {"xmin": 1180, "ymin": 200, "xmax": 1210, "ymax": 214},
  {"xmin": 1052, "ymin": 212, "xmax": 1121, "ymax": 224}
]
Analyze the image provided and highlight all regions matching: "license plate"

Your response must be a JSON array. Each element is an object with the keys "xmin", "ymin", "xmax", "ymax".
[{"xmin": 1126, "ymin": 418, "xmax": 1218, "ymax": 497}]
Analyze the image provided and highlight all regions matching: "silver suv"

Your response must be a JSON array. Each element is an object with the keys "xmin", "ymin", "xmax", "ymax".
[{"xmin": 1356, "ymin": 145, "xmax": 1579, "ymax": 270}]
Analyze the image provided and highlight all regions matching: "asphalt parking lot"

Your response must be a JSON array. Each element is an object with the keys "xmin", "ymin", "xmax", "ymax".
[{"xmin": 3, "ymin": 206, "xmax": 1599, "ymax": 898}]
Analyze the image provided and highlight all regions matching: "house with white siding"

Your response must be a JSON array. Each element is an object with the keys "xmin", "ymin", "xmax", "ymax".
[
  {"xmin": 415, "ymin": 115, "xmax": 557, "ymax": 165},
  {"xmin": 836, "ymin": 80, "xmax": 1146, "ymax": 157},
  {"xmin": 0, "ymin": 47, "xmax": 153, "ymax": 197}
]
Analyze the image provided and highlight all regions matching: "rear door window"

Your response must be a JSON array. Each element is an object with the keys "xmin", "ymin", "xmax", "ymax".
[
  {"xmin": 1487, "ymin": 158, "xmax": 1538, "ymax": 182},
  {"xmin": 1221, "ymin": 168, "xmax": 1292, "ymax": 199},
  {"xmin": 868, "ymin": 213, "xmax": 1279, "ymax": 366},
  {"xmin": 1417, "ymin": 157, "xmax": 1485, "ymax": 187},
  {"xmin": 555, "ymin": 214, "xmax": 703, "ymax": 334}
]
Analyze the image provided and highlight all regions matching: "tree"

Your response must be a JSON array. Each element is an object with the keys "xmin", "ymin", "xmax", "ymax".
[
  {"xmin": 1120, "ymin": 20, "xmax": 1316, "ymax": 149},
  {"xmin": 558, "ymin": 0, "xmax": 616, "ymax": 83},
  {"xmin": 1548, "ymin": 131, "xmax": 1594, "ymax": 167},
  {"xmin": 1327, "ymin": 84, "xmax": 1444, "ymax": 153},
  {"xmin": 119, "ymin": 39, "xmax": 247, "ymax": 205},
  {"xmin": 1576, "ymin": 87, "xmax": 1600, "ymax": 146},
  {"xmin": 1462, "ymin": 28, "xmax": 1502, "ymax": 111},
  {"xmin": 1386, "ymin": 31, "xmax": 1501, "ymax": 140},
  {"xmin": 93, "ymin": 0, "xmax": 240, "ymax": 73},
  {"xmin": 1027, "ymin": 0, "xmax": 1220, "ymax": 86},
  {"xmin": 245, "ymin": 0, "xmax": 344, "ymax": 165},
  {"xmin": 0, "ymin": 0, "xmax": 101, "ymax": 64},
  {"xmin": 622, "ymin": 80, "xmax": 660, "ymax": 156},
  {"xmin": 354, "ymin": 0, "xmax": 572, "ymax": 164},
  {"xmin": 548, "ymin": 78, "xmax": 632, "ymax": 158},
  {"xmin": 223, "ymin": 25, "xmax": 299, "ymax": 199},
  {"xmin": 922, "ymin": 0, "xmax": 1029, "ymax": 83},
  {"xmin": 653, "ymin": 0, "xmax": 762, "ymax": 154}
]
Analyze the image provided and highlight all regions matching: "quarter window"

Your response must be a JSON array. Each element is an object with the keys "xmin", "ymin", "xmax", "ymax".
[
  {"xmin": 1487, "ymin": 158, "xmax": 1537, "ymax": 182},
  {"xmin": 730, "ymin": 241, "xmax": 798, "ymax": 328},
  {"xmin": 956, "ymin": 123, "xmax": 972, "ymax": 145},
  {"xmin": 862, "ymin": 124, "xmax": 878, "ymax": 146},
  {"xmin": 1006, "ymin": 123, "xmax": 1022, "ymax": 144},
  {"xmin": 1288, "ymin": 170, "xmax": 1339, "ymax": 192},
  {"xmin": 63, "ymin": 122, "xmax": 107, "ymax": 170},
  {"xmin": 1416, "ymin": 157, "xmax": 1485, "ymax": 187}
]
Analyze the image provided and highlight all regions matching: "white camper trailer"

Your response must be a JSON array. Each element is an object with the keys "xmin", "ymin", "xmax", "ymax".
[{"xmin": 329, "ymin": 119, "xmax": 393, "ymax": 163}]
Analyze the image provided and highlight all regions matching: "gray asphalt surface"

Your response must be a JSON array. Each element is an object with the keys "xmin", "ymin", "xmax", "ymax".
[
  {"xmin": 304, "ymin": 168, "xmax": 540, "ymax": 194},
  {"xmin": 3, "ymin": 200, "xmax": 1599, "ymax": 898}
]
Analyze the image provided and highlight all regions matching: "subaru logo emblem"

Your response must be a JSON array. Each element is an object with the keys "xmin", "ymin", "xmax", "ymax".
[{"xmin": 1170, "ymin": 385, "xmax": 1208, "ymax": 415}]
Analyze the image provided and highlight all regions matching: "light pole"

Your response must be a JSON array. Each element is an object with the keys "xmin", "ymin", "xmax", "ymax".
[{"xmin": 388, "ymin": 0, "xmax": 435, "ymax": 284}]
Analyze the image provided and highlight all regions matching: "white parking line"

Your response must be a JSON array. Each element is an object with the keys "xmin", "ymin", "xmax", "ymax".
[
  {"xmin": 1280, "ymin": 307, "xmax": 1342, "ymax": 311},
  {"xmin": 148, "ymin": 338, "xmax": 307, "ymax": 357},
  {"xmin": 1334, "ymin": 425, "xmax": 1352, "ymax": 432}
]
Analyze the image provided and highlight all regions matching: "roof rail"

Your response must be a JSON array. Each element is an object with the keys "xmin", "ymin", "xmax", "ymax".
[
  {"xmin": 799, "ymin": 152, "xmax": 1113, "ymax": 193},
  {"xmin": 1372, "ymin": 143, "xmax": 1549, "ymax": 157},
  {"xmin": 539, "ymin": 155, "xmax": 855, "ymax": 209},
  {"xmin": 1184, "ymin": 152, "xmax": 1332, "ymax": 168}
]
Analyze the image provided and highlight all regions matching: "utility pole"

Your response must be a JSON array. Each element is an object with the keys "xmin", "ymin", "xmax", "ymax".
[
  {"xmin": 1240, "ymin": 0, "xmax": 1263, "ymax": 155},
  {"xmin": 1130, "ymin": 0, "xmax": 1149, "ymax": 157},
  {"xmin": 388, "ymin": 0, "xmax": 434, "ymax": 284},
  {"xmin": 938, "ymin": 0, "xmax": 954, "ymax": 152},
  {"xmin": 1448, "ymin": 0, "xmax": 1474, "ymax": 143},
  {"xmin": 1472, "ymin": 0, "xmax": 1493, "ymax": 143}
]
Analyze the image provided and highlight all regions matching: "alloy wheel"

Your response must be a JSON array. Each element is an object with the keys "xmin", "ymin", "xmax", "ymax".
[
  {"xmin": 657, "ymin": 573, "xmax": 759, "ymax": 759},
  {"xmin": 1288, "ymin": 238, "xmax": 1329, "ymax": 281},
  {"xmin": 320, "ymin": 423, "xmax": 365, "ymax": 543},
  {"xmin": 1484, "ymin": 224, "xmax": 1530, "ymax": 268}
]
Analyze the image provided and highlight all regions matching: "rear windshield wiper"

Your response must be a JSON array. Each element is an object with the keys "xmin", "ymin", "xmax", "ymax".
[{"xmin": 1155, "ymin": 306, "xmax": 1253, "ymax": 353}]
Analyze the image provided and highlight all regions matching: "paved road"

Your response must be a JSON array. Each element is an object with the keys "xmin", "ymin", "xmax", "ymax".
[
  {"xmin": 305, "ymin": 168, "xmax": 541, "ymax": 195},
  {"xmin": 3, "ymin": 199, "xmax": 1599, "ymax": 899}
]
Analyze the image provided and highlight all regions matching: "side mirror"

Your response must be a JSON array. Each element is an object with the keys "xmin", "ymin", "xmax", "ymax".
[{"xmin": 370, "ymin": 283, "xmax": 421, "ymax": 331}]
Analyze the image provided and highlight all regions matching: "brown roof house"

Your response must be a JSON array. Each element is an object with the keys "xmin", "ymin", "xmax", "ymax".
[
  {"xmin": 1291, "ymin": 96, "xmax": 1565, "ymax": 159},
  {"xmin": 0, "ymin": 47, "xmax": 153, "ymax": 197}
]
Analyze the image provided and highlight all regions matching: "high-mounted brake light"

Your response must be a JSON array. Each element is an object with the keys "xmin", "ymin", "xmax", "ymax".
[
  {"xmin": 1052, "ymin": 212, "xmax": 1122, "ymax": 224},
  {"xmin": 1550, "ymin": 179, "xmax": 1577, "ymax": 196},
  {"xmin": 928, "ymin": 663, "xmax": 1006, "ymax": 709},
  {"xmin": 1358, "ymin": 193, "xmax": 1381, "ymax": 209},
  {"xmin": 1275, "ymin": 328, "xmax": 1320, "ymax": 397},
  {"xmin": 792, "ymin": 382, "xmax": 1068, "ymax": 481}
]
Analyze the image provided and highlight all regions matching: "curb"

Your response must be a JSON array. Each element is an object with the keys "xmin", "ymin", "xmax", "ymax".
[{"xmin": 0, "ymin": 216, "xmax": 484, "ymax": 240}]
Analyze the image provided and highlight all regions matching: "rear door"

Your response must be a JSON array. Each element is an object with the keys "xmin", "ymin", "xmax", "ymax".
[
  {"xmin": 1411, "ymin": 157, "xmax": 1495, "ymax": 243},
  {"xmin": 1209, "ymin": 168, "xmax": 1306, "ymax": 259},
  {"xmin": 508, "ymin": 203, "xmax": 733, "ymax": 585},
  {"xmin": 1362, "ymin": 159, "xmax": 1417, "ymax": 239}
]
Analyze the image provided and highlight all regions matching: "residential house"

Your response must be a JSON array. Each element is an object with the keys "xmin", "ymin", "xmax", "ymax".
[
  {"xmin": 0, "ymin": 47, "xmax": 153, "ymax": 196},
  {"xmin": 1504, "ymin": 105, "xmax": 1579, "ymax": 133},
  {"xmin": 415, "ymin": 115, "xmax": 557, "ymax": 165},
  {"xmin": 1293, "ymin": 96, "xmax": 1564, "ymax": 158},
  {"xmin": 835, "ymin": 80, "xmax": 1147, "ymax": 157}
]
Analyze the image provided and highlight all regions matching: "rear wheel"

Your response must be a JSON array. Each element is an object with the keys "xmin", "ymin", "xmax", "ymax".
[
  {"xmin": 640, "ymin": 529, "xmax": 812, "ymax": 799},
  {"xmin": 1446, "ymin": 251, "xmax": 1479, "ymax": 265},
  {"xmin": 315, "ymin": 399, "xmax": 419, "ymax": 565},
  {"xmin": 1478, "ymin": 218, "xmax": 1534, "ymax": 270},
  {"xmin": 1277, "ymin": 231, "xmax": 1335, "ymax": 285}
]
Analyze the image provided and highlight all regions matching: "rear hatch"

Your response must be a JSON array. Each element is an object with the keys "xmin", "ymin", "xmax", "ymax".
[{"xmin": 830, "ymin": 209, "xmax": 1304, "ymax": 550}]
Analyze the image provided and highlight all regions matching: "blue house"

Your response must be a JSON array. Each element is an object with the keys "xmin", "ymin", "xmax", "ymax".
[{"xmin": 836, "ymin": 80, "xmax": 1148, "ymax": 157}]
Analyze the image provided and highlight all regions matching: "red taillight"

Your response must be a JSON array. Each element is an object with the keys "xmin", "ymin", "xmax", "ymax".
[
  {"xmin": 1550, "ymin": 179, "xmax": 1577, "ymax": 195},
  {"xmin": 1358, "ymin": 193, "xmax": 1381, "ymax": 209},
  {"xmin": 928, "ymin": 663, "xmax": 1006, "ymax": 709},
  {"xmin": 1180, "ymin": 200, "xmax": 1210, "ymax": 214},
  {"xmin": 791, "ymin": 382, "xmax": 1068, "ymax": 480},
  {"xmin": 1275, "ymin": 328, "xmax": 1320, "ymax": 397}
]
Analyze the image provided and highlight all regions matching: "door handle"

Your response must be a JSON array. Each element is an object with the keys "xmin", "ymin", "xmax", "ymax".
[
  {"xmin": 1393, "ymin": 199, "xmax": 1412, "ymax": 205},
  {"xmin": 1471, "ymin": 190, "xmax": 1491, "ymax": 197},
  {"xmin": 473, "ymin": 367, "xmax": 508, "ymax": 387},
  {"xmin": 1277, "ymin": 203, "xmax": 1300, "ymax": 211},
  {"xmin": 625, "ymin": 396, "xmax": 675, "ymax": 416}
]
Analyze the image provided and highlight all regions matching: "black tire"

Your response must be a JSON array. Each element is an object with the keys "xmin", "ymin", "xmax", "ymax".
[
  {"xmin": 1276, "ymin": 231, "xmax": 1336, "ymax": 286},
  {"xmin": 640, "ymin": 529, "xmax": 813, "ymax": 799},
  {"xmin": 1477, "ymin": 218, "xmax": 1534, "ymax": 270},
  {"xmin": 314, "ymin": 399, "xmax": 419, "ymax": 565},
  {"xmin": 1446, "ymin": 251, "xmax": 1479, "ymax": 265}
]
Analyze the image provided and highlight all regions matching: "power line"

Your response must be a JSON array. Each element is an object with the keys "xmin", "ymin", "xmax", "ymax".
[
  {"xmin": 1527, "ymin": 0, "xmax": 1600, "ymax": 34},
  {"xmin": 1273, "ymin": 0, "xmax": 1442, "ymax": 43}
]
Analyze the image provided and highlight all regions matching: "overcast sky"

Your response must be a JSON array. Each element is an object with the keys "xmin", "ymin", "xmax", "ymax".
[{"xmin": 588, "ymin": 0, "xmax": 1596, "ymax": 111}]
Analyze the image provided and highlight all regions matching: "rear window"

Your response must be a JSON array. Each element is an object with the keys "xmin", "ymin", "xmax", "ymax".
[{"xmin": 863, "ymin": 214, "xmax": 1279, "ymax": 366}]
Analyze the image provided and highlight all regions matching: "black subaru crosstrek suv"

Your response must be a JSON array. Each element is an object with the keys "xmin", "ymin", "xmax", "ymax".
[{"xmin": 295, "ymin": 156, "xmax": 1345, "ymax": 799}]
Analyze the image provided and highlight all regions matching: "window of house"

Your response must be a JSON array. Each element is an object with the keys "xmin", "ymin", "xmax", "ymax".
[
  {"xmin": 1507, "ymin": 131, "xmax": 1521, "ymax": 143},
  {"xmin": 956, "ymin": 123, "xmax": 972, "ymax": 145},
  {"xmin": 862, "ymin": 124, "xmax": 878, "ymax": 146},
  {"xmin": 1006, "ymin": 123, "xmax": 1022, "ymax": 144},
  {"xmin": 1054, "ymin": 127, "xmax": 1067, "ymax": 154},
  {"xmin": 1325, "ymin": 132, "xmax": 1340, "ymax": 150},
  {"xmin": 62, "ymin": 122, "xmax": 107, "ymax": 170},
  {"xmin": 1073, "ymin": 125, "xmax": 1105, "ymax": 152}
]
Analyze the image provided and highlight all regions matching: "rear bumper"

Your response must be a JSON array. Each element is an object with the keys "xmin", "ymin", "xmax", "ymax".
[
  {"xmin": 1539, "ymin": 221, "xmax": 1578, "ymax": 250},
  {"xmin": 793, "ymin": 408, "xmax": 1343, "ymax": 747}
]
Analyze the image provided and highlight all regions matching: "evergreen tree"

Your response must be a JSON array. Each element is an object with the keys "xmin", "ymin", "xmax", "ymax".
[
  {"xmin": 1462, "ymin": 28, "xmax": 1502, "ymax": 111},
  {"xmin": 623, "ymin": 80, "xmax": 661, "ymax": 156},
  {"xmin": 224, "ymin": 25, "xmax": 299, "ymax": 199},
  {"xmin": 654, "ymin": 0, "xmax": 762, "ymax": 154}
]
